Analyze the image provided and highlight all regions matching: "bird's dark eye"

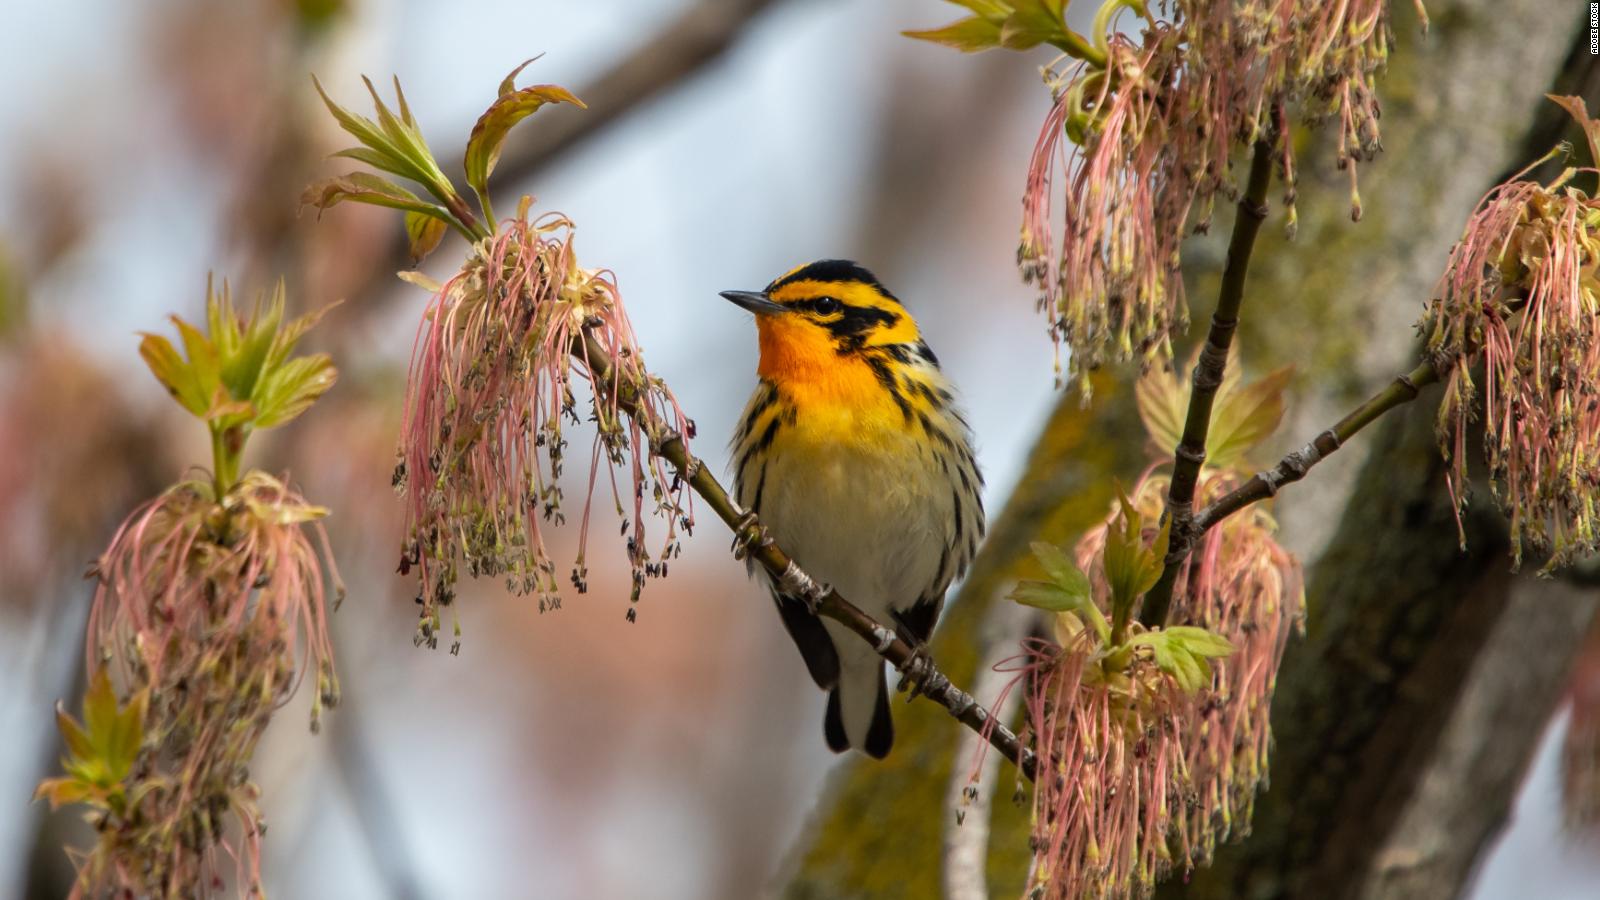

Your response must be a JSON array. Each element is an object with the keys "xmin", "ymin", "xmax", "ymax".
[{"xmin": 812, "ymin": 297, "xmax": 841, "ymax": 315}]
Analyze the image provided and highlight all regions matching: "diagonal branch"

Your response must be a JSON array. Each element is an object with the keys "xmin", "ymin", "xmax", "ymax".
[
  {"xmin": 1140, "ymin": 139, "xmax": 1275, "ymax": 627},
  {"xmin": 1194, "ymin": 360, "xmax": 1439, "ymax": 533},
  {"xmin": 1192, "ymin": 291, "xmax": 1530, "ymax": 534},
  {"xmin": 577, "ymin": 333, "xmax": 1039, "ymax": 782}
]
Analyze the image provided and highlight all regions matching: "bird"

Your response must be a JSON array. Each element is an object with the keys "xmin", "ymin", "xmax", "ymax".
[{"xmin": 723, "ymin": 259, "xmax": 984, "ymax": 758}]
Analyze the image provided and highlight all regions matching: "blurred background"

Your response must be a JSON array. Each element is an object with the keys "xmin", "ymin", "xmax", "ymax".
[{"xmin": 0, "ymin": 1, "xmax": 1596, "ymax": 898}]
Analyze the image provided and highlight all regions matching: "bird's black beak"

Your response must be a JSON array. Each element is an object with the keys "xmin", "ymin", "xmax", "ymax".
[{"xmin": 720, "ymin": 290, "xmax": 786, "ymax": 315}]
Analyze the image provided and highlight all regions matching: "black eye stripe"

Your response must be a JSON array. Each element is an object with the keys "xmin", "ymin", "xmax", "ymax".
[{"xmin": 822, "ymin": 303, "xmax": 901, "ymax": 348}]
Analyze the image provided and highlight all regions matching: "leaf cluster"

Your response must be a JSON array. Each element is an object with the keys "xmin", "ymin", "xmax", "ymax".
[
  {"xmin": 1011, "ymin": 529, "xmax": 1230, "ymax": 694},
  {"xmin": 138, "ymin": 279, "xmax": 337, "ymax": 438},
  {"xmin": 902, "ymin": 0, "xmax": 1126, "ymax": 64},
  {"xmin": 35, "ymin": 670, "xmax": 148, "ymax": 814},
  {"xmin": 1137, "ymin": 345, "xmax": 1292, "ymax": 473},
  {"xmin": 304, "ymin": 62, "xmax": 584, "ymax": 263}
]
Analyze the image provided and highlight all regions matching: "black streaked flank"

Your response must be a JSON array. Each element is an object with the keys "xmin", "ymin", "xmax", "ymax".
[
  {"xmin": 751, "ymin": 460, "xmax": 768, "ymax": 513},
  {"xmin": 866, "ymin": 354, "xmax": 912, "ymax": 421},
  {"xmin": 734, "ymin": 383, "xmax": 777, "ymax": 445},
  {"xmin": 755, "ymin": 416, "xmax": 782, "ymax": 454}
]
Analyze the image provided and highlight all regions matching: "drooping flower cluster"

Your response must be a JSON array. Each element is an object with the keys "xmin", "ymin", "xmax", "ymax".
[
  {"xmin": 1020, "ymin": 33, "xmax": 1190, "ymax": 386},
  {"xmin": 911, "ymin": 0, "xmax": 1422, "ymax": 390},
  {"xmin": 1002, "ymin": 355, "xmax": 1303, "ymax": 898},
  {"xmin": 1018, "ymin": 629, "xmax": 1195, "ymax": 898},
  {"xmin": 37, "ymin": 282, "xmax": 342, "ymax": 897},
  {"xmin": 1427, "ymin": 96, "xmax": 1600, "ymax": 570},
  {"xmin": 397, "ymin": 209, "xmax": 693, "ymax": 644},
  {"xmin": 68, "ymin": 473, "xmax": 341, "ymax": 895},
  {"xmin": 1078, "ymin": 473, "xmax": 1304, "ymax": 868},
  {"xmin": 304, "ymin": 70, "xmax": 693, "ymax": 646}
]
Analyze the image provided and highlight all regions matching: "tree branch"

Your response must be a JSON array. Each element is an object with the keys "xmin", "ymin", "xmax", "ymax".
[
  {"xmin": 1194, "ymin": 359, "xmax": 1439, "ymax": 533},
  {"xmin": 1140, "ymin": 139, "xmax": 1274, "ymax": 627},
  {"xmin": 491, "ymin": 0, "xmax": 783, "ymax": 189},
  {"xmin": 1190, "ymin": 291, "xmax": 1527, "ymax": 538},
  {"xmin": 576, "ymin": 333, "xmax": 1039, "ymax": 782}
]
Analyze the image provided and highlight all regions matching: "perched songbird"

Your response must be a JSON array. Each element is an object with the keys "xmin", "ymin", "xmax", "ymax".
[{"xmin": 723, "ymin": 260, "xmax": 984, "ymax": 758}]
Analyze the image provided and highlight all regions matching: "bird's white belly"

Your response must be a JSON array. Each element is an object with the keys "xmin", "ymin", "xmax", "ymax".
[{"xmin": 756, "ymin": 432, "xmax": 949, "ymax": 617}]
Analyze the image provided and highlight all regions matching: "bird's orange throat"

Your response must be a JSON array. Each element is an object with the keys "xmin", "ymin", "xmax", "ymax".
[{"xmin": 755, "ymin": 315, "xmax": 886, "ymax": 410}]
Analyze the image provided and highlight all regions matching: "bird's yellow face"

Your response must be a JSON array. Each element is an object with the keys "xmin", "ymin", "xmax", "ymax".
[{"xmin": 722, "ymin": 260, "xmax": 924, "ymax": 408}]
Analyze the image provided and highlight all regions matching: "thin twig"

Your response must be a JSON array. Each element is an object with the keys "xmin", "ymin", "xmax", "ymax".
[
  {"xmin": 1194, "ymin": 360, "xmax": 1439, "ymax": 532},
  {"xmin": 942, "ymin": 602, "xmax": 1037, "ymax": 900},
  {"xmin": 1190, "ymin": 292, "xmax": 1529, "ymax": 534},
  {"xmin": 577, "ymin": 333, "xmax": 1039, "ymax": 782},
  {"xmin": 1140, "ymin": 139, "xmax": 1275, "ymax": 627}
]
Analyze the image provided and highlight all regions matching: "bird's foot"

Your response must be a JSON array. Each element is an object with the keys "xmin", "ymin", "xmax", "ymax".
[
  {"xmin": 729, "ymin": 510, "xmax": 774, "ymax": 561},
  {"xmin": 777, "ymin": 562, "xmax": 829, "ymax": 614},
  {"xmin": 896, "ymin": 642, "xmax": 936, "ymax": 702}
]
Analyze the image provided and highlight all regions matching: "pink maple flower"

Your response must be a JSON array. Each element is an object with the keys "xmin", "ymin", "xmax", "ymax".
[
  {"xmin": 396, "ymin": 210, "xmax": 693, "ymax": 646},
  {"xmin": 79, "ymin": 470, "xmax": 340, "ymax": 897},
  {"xmin": 1429, "ymin": 163, "xmax": 1600, "ymax": 569}
]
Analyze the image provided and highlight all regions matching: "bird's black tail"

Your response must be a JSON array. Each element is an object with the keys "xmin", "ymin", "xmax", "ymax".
[{"xmin": 824, "ymin": 664, "xmax": 893, "ymax": 759}]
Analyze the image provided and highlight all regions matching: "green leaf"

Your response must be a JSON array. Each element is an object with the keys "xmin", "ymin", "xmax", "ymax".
[
  {"xmin": 405, "ymin": 210, "xmax": 450, "ymax": 264},
  {"xmin": 1136, "ymin": 513, "xmax": 1170, "ymax": 598},
  {"xmin": 218, "ymin": 280, "xmax": 284, "ymax": 401},
  {"xmin": 55, "ymin": 669, "xmax": 146, "ymax": 791},
  {"xmin": 1103, "ymin": 487, "xmax": 1141, "ymax": 607},
  {"xmin": 1030, "ymin": 541, "xmax": 1087, "ymax": 591},
  {"xmin": 1209, "ymin": 365, "xmax": 1292, "ymax": 469},
  {"xmin": 498, "ymin": 57, "xmax": 543, "ymax": 97},
  {"xmin": 464, "ymin": 80, "xmax": 584, "ymax": 197},
  {"xmin": 998, "ymin": 0, "xmax": 1066, "ymax": 50},
  {"xmin": 311, "ymin": 75, "xmax": 446, "ymax": 199},
  {"xmin": 107, "ymin": 689, "xmax": 147, "ymax": 781},
  {"xmin": 1135, "ymin": 363, "xmax": 1186, "ymax": 453},
  {"xmin": 1164, "ymin": 625, "xmax": 1235, "ymax": 658},
  {"xmin": 265, "ymin": 300, "xmax": 339, "ymax": 374},
  {"xmin": 55, "ymin": 705, "xmax": 94, "ymax": 764},
  {"xmin": 1011, "ymin": 579, "xmax": 1078, "ymax": 612},
  {"xmin": 1130, "ymin": 626, "xmax": 1232, "ymax": 692},
  {"xmin": 172, "ymin": 315, "xmax": 222, "ymax": 408},
  {"xmin": 1145, "ymin": 633, "xmax": 1177, "ymax": 676},
  {"xmin": 902, "ymin": 16, "xmax": 1005, "ymax": 51},
  {"xmin": 363, "ymin": 76, "xmax": 450, "ymax": 193},
  {"xmin": 33, "ymin": 670, "xmax": 149, "ymax": 811},
  {"xmin": 138, "ymin": 333, "xmax": 207, "ymax": 415},
  {"xmin": 253, "ymin": 353, "xmax": 337, "ymax": 429},
  {"xmin": 1101, "ymin": 483, "xmax": 1169, "ymax": 616},
  {"xmin": 206, "ymin": 277, "xmax": 243, "ymax": 363},
  {"xmin": 302, "ymin": 171, "xmax": 454, "ymax": 220},
  {"xmin": 1173, "ymin": 647, "xmax": 1207, "ymax": 692},
  {"xmin": 1138, "ymin": 345, "xmax": 1291, "ymax": 471}
]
